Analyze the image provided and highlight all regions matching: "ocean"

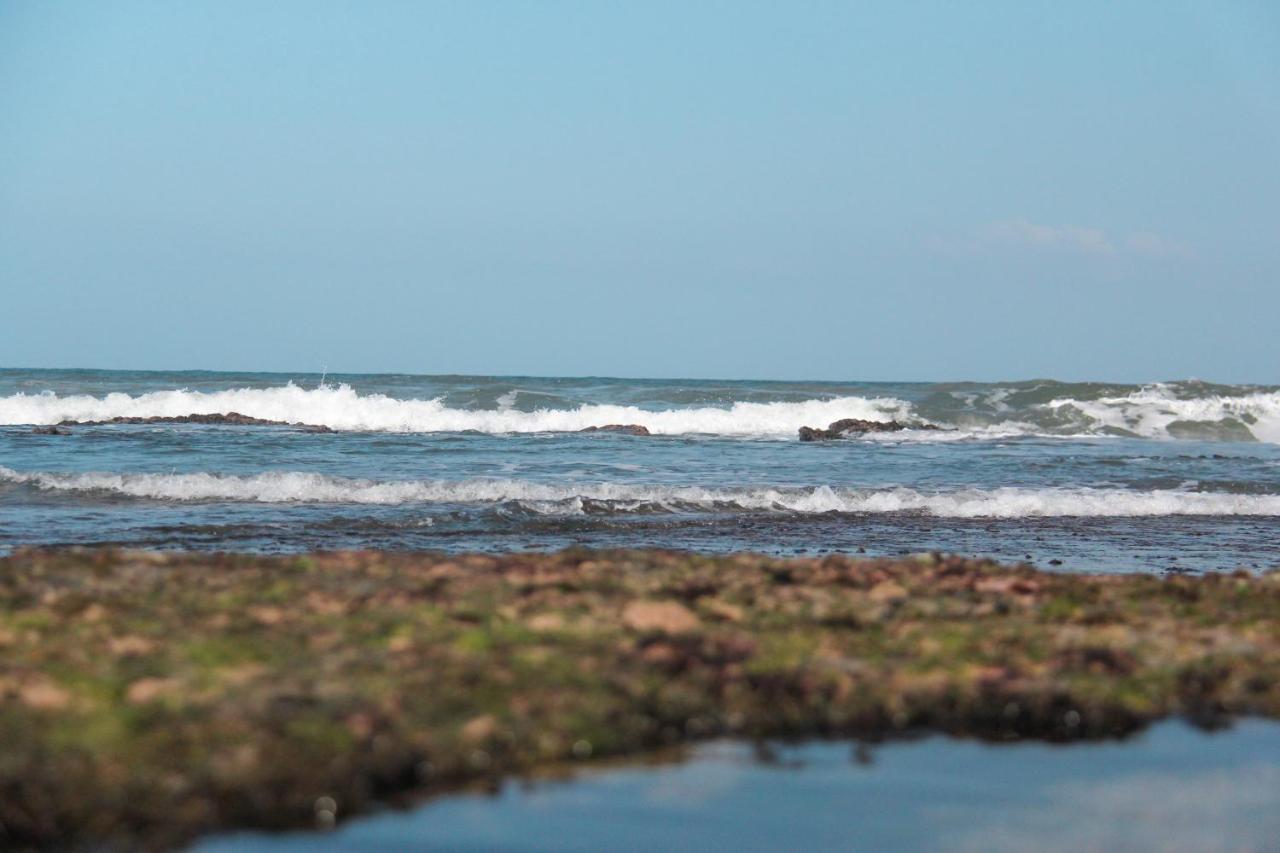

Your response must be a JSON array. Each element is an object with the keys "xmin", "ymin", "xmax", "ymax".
[{"xmin": 2, "ymin": 369, "xmax": 1278, "ymax": 573}]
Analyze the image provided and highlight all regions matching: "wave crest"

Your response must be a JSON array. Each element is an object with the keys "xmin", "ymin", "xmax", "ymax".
[
  {"xmin": 0, "ymin": 383, "xmax": 910, "ymax": 437},
  {"xmin": 3, "ymin": 380, "xmax": 1280, "ymax": 442},
  {"xmin": 1046, "ymin": 384, "xmax": 1280, "ymax": 443},
  {"xmin": 4, "ymin": 467, "xmax": 1278, "ymax": 518}
]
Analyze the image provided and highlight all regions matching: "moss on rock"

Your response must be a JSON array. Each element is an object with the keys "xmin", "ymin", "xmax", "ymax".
[{"xmin": 0, "ymin": 548, "xmax": 1277, "ymax": 849}]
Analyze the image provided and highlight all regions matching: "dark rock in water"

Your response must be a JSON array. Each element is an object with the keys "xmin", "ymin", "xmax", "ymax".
[
  {"xmin": 798, "ymin": 418, "xmax": 942, "ymax": 441},
  {"xmin": 56, "ymin": 412, "xmax": 334, "ymax": 433},
  {"xmin": 799, "ymin": 419, "xmax": 906, "ymax": 441},
  {"xmin": 830, "ymin": 418, "xmax": 901, "ymax": 434},
  {"xmin": 580, "ymin": 424, "xmax": 651, "ymax": 436},
  {"xmin": 32, "ymin": 425, "xmax": 72, "ymax": 435}
]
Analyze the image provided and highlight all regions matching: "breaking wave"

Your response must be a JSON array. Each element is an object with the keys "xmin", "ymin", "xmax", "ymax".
[
  {"xmin": 2, "ymin": 380, "xmax": 1279, "ymax": 441},
  {"xmin": 923, "ymin": 381, "xmax": 1280, "ymax": 443},
  {"xmin": 1045, "ymin": 385, "xmax": 1280, "ymax": 443},
  {"xmin": 0, "ymin": 384, "xmax": 910, "ymax": 437},
  {"xmin": 4, "ymin": 467, "xmax": 1278, "ymax": 517}
]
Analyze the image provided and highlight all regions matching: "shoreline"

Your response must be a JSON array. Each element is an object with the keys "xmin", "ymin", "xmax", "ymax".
[{"xmin": 1, "ymin": 548, "xmax": 1277, "ymax": 848}]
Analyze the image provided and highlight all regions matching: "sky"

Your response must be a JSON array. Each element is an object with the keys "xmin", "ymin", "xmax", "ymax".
[{"xmin": 1, "ymin": 1, "xmax": 1278, "ymax": 383}]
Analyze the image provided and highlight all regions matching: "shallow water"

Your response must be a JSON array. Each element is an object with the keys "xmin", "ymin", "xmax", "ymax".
[
  {"xmin": 197, "ymin": 719, "xmax": 1280, "ymax": 853},
  {"xmin": 3, "ymin": 370, "xmax": 1279, "ymax": 572}
]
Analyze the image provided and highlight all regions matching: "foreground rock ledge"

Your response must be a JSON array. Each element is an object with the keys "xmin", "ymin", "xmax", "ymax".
[{"xmin": 1, "ymin": 549, "xmax": 1276, "ymax": 849}]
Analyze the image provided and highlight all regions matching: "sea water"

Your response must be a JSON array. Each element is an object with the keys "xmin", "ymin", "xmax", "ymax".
[
  {"xmin": 3, "ymin": 370, "xmax": 1279, "ymax": 573},
  {"xmin": 198, "ymin": 720, "xmax": 1280, "ymax": 852}
]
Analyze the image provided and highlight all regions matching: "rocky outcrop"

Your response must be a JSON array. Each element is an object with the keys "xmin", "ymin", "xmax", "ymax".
[
  {"xmin": 55, "ymin": 413, "xmax": 334, "ymax": 433},
  {"xmin": 2, "ymin": 547, "xmax": 1277, "ymax": 848},
  {"xmin": 579, "ymin": 424, "xmax": 651, "ymax": 436},
  {"xmin": 31, "ymin": 425, "xmax": 72, "ymax": 436},
  {"xmin": 798, "ymin": 418, "xmax": 941, "ymax": 441}
]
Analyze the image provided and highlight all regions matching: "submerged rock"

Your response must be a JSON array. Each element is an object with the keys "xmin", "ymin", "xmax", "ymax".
[
  {"xmin": 56, "ymin": 412, "xmax": 334, "ymax": 433},
  {"xmin": 798, "ymin": 418, "xmax": 941, "ymax": 441},
  {"xmin": 580, "ymin": 424, "xmax": 651, "ymax": 436},
  {"xmin": 31, "ymin": 425, "xmax": 72, "ymax": 435}
]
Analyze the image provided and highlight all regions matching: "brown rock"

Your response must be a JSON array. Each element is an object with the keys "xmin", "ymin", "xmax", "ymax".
[
  {"xmin": 80, "ymin": 603, "xmax": 109, "ymax": 623},
  {"xmin": 218, "ymin": 664, "xmax": 267, "ymax": 687},
  {"xmin": 798, "ymin": 419, "xmax": 942, "ymax": 441},
  {"xmin": 461, "ymin": 714, "xmax": 498, "ymax": 742},
  {"xmin": 622, "ymin": 600, "xmax": 701, "ymax": 634},
  {"xmin": 527, "ymin": 612, "xmax": 567, "ymax": 632},
  {"xmin": 975, "ymin": 577, "xmax": 1040, "ymax": 596},
  {"xmin": 19, "ymin": 680, "xmax": 72, "ymax": 710},
  {"xmin": 56, "ymin": 413, "xmax": 334, "ymax": 432},
  {"xmin": 248, "ymin": 606, "xmax": 285, "ymax": 626},
  {"xmin": 126, "ymin": 678, "xmax": 181, "ymax": 705},
  {"xmin": 702, "ymin": 599, "xmax": 745, "ymax": 623},
  {"xmin": 303, "ymin": 592, "xmax": 349, "ymax": 616},
  {"xmin": 210, "ymin": 744, "xmax": 262, "ymax": 781},
  {"xmin": 108, "ymin": 635, "xmax": 157, "ymax": 657},
  {"xmin": 869, "ymin": 581, "xmax": 909, "ymax": 603},
  {"xmin": 580, "ymin": 424, "xmax": 651, "ymax": 436},
  {"xmin": 829, "ymin": 418, "xmax": 908, "ymax": 434},
  {"xmin": 640, "ymin": 642, "xmax": 684, "ymax": 666},
  {"xmin": 345, "ymin": 713, "xmax": 377, "ymax": 740}
]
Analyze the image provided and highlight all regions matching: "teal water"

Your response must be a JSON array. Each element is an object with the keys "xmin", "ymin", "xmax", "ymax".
[
  {"xmin": 3, "ymin": 369, "xmax": 1279, "ymax": 572},
  {"xmin": 197, "ymin": 720, "xmax": 1280, "ymax": 852}
]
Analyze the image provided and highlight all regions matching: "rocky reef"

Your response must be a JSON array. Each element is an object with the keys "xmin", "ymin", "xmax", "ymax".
[
  {"xmin": 39, "ymin": 416, "xmax": 661, "ymax": 437},
  {"xmin": 578, "ymin": 424, "xmax": 651, "ymax": 436},
  {"xmin": 0, "ymin": 548, "xmax": 1275, "ymax": 848},
  {"xmin": 799, "ymin": 418, "xmax": 942, "ymax": 441},
  {"xmin": 53, "ymin": 413, "xmax": 334, "ymax": 433}
]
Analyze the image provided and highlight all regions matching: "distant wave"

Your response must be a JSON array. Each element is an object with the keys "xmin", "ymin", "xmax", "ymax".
[
  {"xmin": 1045, "ymin": 384, "xmax": 1280, "ymax": 443},
  {"xmin": 926, "ymin": 381, "xmax": 1280, "ymax": 443},
  {"xmin": 4, "ymin": 467, "xmax": 1278, "ymax": 517},
  {"xmin": 0, "ymin": 384, "xmax": 911, "ymax": 437},
  {"xmin": 2, "ymin": 380, "xmax": 1279, "ymax": 441}
]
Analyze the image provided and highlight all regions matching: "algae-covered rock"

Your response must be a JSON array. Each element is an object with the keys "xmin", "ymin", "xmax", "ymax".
[
  {"xmin": 579, "ymin": 424, "xmax": 651, "ymax": 436},
  {"xmin": 0, "ymin": 548, "xmax": 1276, "ymax": 849},
  {"xmin": 798, "ymin": 419, "xmax": 943, "ymax": 440}
]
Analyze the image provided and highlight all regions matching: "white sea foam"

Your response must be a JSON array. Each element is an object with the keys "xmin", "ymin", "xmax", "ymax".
[
  {"xmin": 0, "ymin": 384, "xmax": 912, "ymax": 437},
  {"xmin": 1044, "ymin": 384, "xmax": 1280, "ymax": 443},
  {"xmin": 4, "ymin": 381, "xmax": 1279, "ymax": 441},
  {"xmin": 3, "ymin": 467, "xmax": 1277, "ymax": 517}
]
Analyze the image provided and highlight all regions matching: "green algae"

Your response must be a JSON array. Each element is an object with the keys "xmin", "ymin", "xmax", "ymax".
[{"xmin": 0, "ymin": 548, "xmax": 1277, "ymax": 850}]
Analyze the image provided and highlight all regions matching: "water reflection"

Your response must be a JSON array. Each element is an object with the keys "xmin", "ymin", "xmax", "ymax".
[{"xmin": 198, "ymin": 720, "xmax": 1280, "ymax": 852}]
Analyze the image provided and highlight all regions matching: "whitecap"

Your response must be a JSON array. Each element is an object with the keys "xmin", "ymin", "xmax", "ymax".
[{"xmin": 4, "ymin": 467, "xmax": 1278, "ymax": 517}]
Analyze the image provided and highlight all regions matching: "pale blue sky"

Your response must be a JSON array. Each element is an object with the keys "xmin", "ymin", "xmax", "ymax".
[{"xmin": 2, "ymin": 1, "xmax": 1278, "ymax": 382}]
